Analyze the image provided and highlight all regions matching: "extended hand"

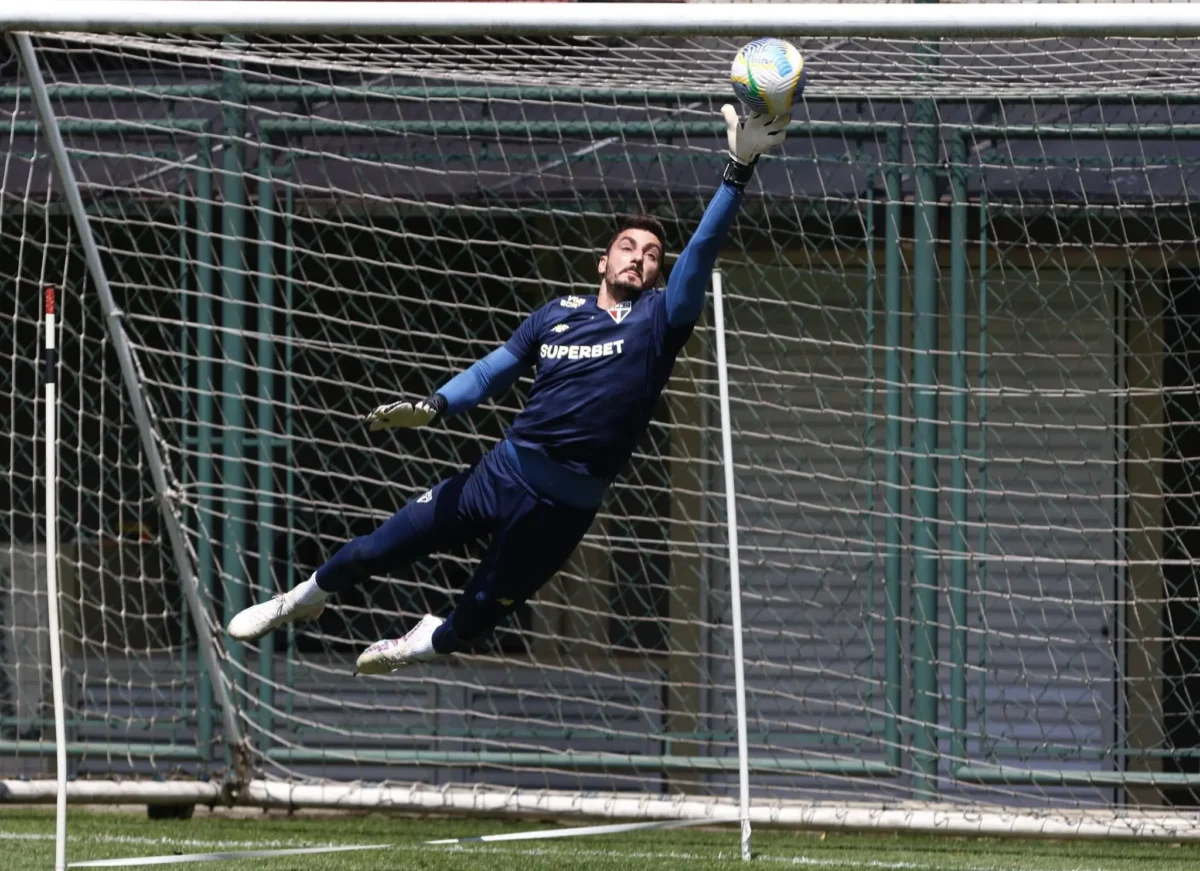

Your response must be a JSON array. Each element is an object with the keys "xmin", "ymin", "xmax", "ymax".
[
  {"xmin": 721, "ymin": 104, "xmax": 791, "ymax": 166},
  {"xmin": 365, "ymin": 398, "xmax": 439, "ymax": 431}
]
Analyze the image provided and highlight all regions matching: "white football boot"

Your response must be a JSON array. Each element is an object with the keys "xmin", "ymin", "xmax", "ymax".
[
  {"xmin": 227, "ymin": 593, "xmax": 324, "ymax": 641},
  {"xmin": 356, "ymin": 614, "xmax": 445, "ymax": 675}
]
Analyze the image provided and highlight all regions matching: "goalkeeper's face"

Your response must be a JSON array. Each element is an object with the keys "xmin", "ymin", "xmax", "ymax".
[{"xmin": 599, "ymin": 229, "xmax": 663, "ymax": 297}]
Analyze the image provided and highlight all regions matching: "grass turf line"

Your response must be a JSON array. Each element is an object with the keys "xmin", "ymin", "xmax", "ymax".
[{"xmin": 3, "ymin": 808, "xmax": 1200, "ymax": 871}]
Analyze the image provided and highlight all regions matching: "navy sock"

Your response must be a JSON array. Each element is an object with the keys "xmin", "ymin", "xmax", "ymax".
[
  {"xmin": 431, "ymin": 621, "xmax": 458, "ymax": 655},
  {"xmin": 314, "ymin": 568, "xmax": 337, "ymax": 594}
]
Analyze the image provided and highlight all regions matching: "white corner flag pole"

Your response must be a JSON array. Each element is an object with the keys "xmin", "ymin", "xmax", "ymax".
[
  {"xmin": 44, "ymin": 286, "xmax": 68, "ymax": 871},
  {"xmin": 711, "ymin": 270, "xmax": 752, "ymax": 862}
]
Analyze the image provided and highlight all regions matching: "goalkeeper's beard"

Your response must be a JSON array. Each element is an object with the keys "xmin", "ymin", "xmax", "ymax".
[
  {"xmin": 606, "ymin": 278, "xmax": 643, "ymax": 302},
  {"xmin": 604, "ymin": 264, "xmax": 650, "ymax": 302}
]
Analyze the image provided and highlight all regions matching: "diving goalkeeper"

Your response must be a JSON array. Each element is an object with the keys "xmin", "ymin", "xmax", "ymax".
[{"xmin": 227, "ymin": 106, "xmax": 790, "ymax": 674}]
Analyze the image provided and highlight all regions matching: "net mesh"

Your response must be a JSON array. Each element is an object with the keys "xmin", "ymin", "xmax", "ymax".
[
  {"xmin": 2, "ymin": 30, "xmax": 1200, "ymax": 821},
  {"xmin": 58, "ymin": 33, "xmax": 1200, "ymax": 98}
]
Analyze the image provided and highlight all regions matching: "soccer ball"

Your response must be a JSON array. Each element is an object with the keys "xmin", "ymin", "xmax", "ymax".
[{"xmin": 730, "ymin": 37, "xmax": 805, "ymax": 116}]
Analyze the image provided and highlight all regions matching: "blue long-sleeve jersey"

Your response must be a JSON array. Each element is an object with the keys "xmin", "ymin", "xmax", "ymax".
[{"xmin": 436, "ymin": 180, "xmax": 743, "ymax": 491}]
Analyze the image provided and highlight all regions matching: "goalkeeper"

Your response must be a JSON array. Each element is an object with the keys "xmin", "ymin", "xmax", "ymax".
[{"xmin": 228, "ymin": 106, "xmax": 790, "ymax": 673}]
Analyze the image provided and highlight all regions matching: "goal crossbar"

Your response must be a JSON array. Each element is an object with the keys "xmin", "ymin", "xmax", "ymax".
[{"xmin": 6, "ymin": 1, "xmax": 1200, "ymax": 38}]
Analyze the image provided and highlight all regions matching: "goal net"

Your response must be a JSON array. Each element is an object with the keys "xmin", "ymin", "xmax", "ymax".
[{"xmin": 4, "ymin": 17, "xmax": 1200, "ymax": 837}]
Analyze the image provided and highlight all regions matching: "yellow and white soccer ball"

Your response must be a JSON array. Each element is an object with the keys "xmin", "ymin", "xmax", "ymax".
[{"xmin": 730, "ymin": 37, "xmax": 805, "ymax": 116}]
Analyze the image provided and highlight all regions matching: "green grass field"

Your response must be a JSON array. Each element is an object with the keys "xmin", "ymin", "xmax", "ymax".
[{"xmin": 4, "ymin": 807, "xmax": 1200, "ymax": 871}]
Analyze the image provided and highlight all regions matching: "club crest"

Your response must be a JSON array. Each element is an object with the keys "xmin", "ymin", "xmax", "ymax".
[{"xmin": 608, "ymin": 301, "xmax": 632, "ymax": 324}]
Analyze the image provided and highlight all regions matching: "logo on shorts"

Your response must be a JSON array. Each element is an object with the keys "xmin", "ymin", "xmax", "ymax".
[
  {"xmin": 607, "ymin": 301, "xmax": 632, "ymax": 324},
  {"xmin": 417, "ymin": 489, "xmax": 433, "ymax": 503},
  {"xmin": 551, "ymin": 323, "xmax": 570, "ymax": 334},
  {"xmin": 559, "ymin": 295, "xmax": 586, "ymax": 309}
]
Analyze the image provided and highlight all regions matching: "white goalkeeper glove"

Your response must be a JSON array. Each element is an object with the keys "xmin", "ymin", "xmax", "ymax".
[
  {"xmin": 365, "ymin": 394, "xmax": 446, "ymax": 432},
  {"xmin": 720, "ymin": 104, "xmax": 791, "ymax": 186}
]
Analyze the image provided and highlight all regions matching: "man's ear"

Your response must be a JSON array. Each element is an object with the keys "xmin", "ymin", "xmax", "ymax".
[{"xmin": 597, "ymin": 254, "xmax": 607, "ymax": 276}]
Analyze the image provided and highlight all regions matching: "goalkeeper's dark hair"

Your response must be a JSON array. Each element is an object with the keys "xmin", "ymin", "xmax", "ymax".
[{"xmin": 606, "ymin": 214, "xmax": 668, "ymax": 259}]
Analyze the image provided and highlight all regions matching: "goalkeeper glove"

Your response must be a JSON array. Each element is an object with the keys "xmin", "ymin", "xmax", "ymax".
[
  {"xmin": 365, "ymin": 393, "xmax": 447, "ymax": 432},
  {"xmin": 720, "ymin": 104, "xmax": 792, "ymax": 188}
]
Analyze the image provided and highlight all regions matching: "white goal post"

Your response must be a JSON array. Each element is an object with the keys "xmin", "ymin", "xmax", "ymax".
[{"xmin": 5, "ymin": 1, "xmax": 1200, "ymax": 861}]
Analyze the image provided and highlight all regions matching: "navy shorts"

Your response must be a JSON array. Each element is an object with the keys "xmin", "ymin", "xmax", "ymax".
[{"xmin": 315, "ymin": 442, "xmax": 599, "ymax": 649}]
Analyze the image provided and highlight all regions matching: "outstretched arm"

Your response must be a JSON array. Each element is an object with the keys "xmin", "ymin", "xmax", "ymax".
[
  {"xmin": 366, "ymin": 307, "xmax": 543, "ymax": 431},
  {"xmin": 664, "ymin": 183, "xmax": 743, "ymax": 327},
  {"xmin": 365, "ymin": 347, "xmax": 530, "ymax": 431},
  {"xmin": 435, "ymin": 347, "xmax": 528, "ymax": 416},
  {"xmin": 665, "ymin": 106, "xmax": 792, "ymax": 329}
]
